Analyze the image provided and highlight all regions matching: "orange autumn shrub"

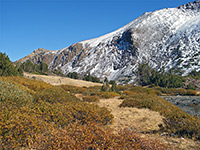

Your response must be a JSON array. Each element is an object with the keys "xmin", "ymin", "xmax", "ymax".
[
  {"xmin": 0, "ymin": 76, "xmax": 52, "ymax": 94},
  {"xmin": 34, "ymin": 86, "xmax": 80, "ymax": 104},
  {"xmin": 120, "ymin": 87, "xmax": 200, "ymax": 140},
  {"xmin": 82, "ymin": 95, "xmax": 100, "ymax": 102},
  {"xmin": 32, "ymin": 123, "xmax": 173, "ymax": 150}
]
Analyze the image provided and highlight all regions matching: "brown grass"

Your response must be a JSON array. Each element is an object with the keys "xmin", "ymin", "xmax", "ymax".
[
  {"xmin": 96, "ymin": 97, "xmax": 164, "ymax": 133},
  {"xmin": 24, "ymin": 72, "xmax": 102, "ymax": 87},
  {"xmin": 95, "ymin": 96, "xmax": 200, "ymax": 150}
]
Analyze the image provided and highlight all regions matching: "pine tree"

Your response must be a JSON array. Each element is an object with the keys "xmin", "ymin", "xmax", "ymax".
[
  {"xmin": 101, "ymin": 77, "xmax": 110, "ymax": 92},
  {"xmin": 0, "ymin": 52, "xmax": 22, "ymax": 76}
]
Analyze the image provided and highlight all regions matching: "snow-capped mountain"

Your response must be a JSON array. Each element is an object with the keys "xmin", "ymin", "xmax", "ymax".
[{"xmin": 18, "ymin": 1, "xmax": 200, "ymax": 83}]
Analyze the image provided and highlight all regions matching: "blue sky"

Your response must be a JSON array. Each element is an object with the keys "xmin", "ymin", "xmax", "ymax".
[{"xmin": 0, "ymin": 0, "xmax": 192, "ymax": 61}]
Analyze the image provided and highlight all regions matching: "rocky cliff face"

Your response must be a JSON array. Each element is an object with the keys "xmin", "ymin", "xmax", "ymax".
[{"xmin": 17, "ymin": 1, "xmax": 200, "ymax": 83}]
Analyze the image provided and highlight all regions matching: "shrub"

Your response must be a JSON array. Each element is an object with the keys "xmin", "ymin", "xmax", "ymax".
[
  {"xmin": 0, "ymin": 80, "xmax": 33, "ymax": 108},
  {"xmin": 120, "ymin": 87, "xmax": 200, "ymax": 140},
  {"xmin": 60, "ymin": 84, "xmax": 88, "ymax": 94},
  {"xmin": 0, "ymin": 109, "xmax": 51, "ymax": 149},
  {"xmin": 83, "ymin": 86, "xmax": 102, "ymax": 96},
  {"xmin": 1, "ymin": 100, "xmax": 113, "ymax": 149},
  {"xmin": 1, "ymin": 88, "xmax": 113, "ymax": 149},
  {"xmin": 117, "ymin": 84, "xmax": 134, "ymax": 91},
  {"xmin": 153, "ymin": 87, "xmax": 197, "ymax": 96},
  {"xmin": 186, "ymin": 89, "xmax": 197, "ymax": 96},
  {"xmin": 82, "ymin": 95, "xmax": 99, "ymax": 102},
  {"xmin": 31, "ymin": 123, "xmax": 171, "ymax": 150},
  {"xmin": 31, "ymin": 101, "xmax": 113, "ymax": 127},
  {"xmin": 0, "ymin": 76, "xmax": 52, "ymax": 94},
  {"xmin": 97, "ymin": 91, "xmax": 120, "ymax": 99},
  {"xmin": 34, "ymin": 86, "xmax": 79, "ymax": 104},
  {"xmin": 187, "ymin": 83, "xmax": 196, "ymax": 90}
]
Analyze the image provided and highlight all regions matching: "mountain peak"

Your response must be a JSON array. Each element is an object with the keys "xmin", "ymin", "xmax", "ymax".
[
  {"xmin": 178, "ymin": 0, "xmax": 200, "ymax": 11},
  {"xmin": 33, "ymin": 48, "xmax": 50, "ymax": 54},
  {"xmin": 17, "ymin": 2, "xmax": 200, "ymax": 83}
]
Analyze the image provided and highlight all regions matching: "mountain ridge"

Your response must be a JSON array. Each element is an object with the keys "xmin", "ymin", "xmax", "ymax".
[{"xmin": 17, "ymin": 1, "xmax": 200, "ymax": 83}]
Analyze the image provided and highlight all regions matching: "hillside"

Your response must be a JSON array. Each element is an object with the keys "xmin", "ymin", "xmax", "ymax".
[
  {"xmin": 17, "ymin": 1, "xmax": 200, "ymax": 83},
  {"xmin": 24, "ymin": 72, "xmax": 102, "ymax": 87},
  {"xmin": 1, "ymin": 75, "xmax": 200, "ymax": 149}
]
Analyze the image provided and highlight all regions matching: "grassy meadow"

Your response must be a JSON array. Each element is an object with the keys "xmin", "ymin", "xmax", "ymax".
[{"xmin": 1, "ymin": 76, "xmax": 200, "ymax": 149}]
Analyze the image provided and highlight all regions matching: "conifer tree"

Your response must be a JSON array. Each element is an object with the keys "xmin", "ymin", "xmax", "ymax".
[
  {"xmin": 0, "ymin": 52, "xmax": 23, "ymax": 76},
  {"xmin": 101, "ymin": 77, "xmax": 110, "ymax": 92}
]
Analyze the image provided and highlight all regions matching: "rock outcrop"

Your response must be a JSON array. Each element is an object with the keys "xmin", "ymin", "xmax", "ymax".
[{"xmin": 17, "ymin": 1, "xmax": 200, "ymax": 83}]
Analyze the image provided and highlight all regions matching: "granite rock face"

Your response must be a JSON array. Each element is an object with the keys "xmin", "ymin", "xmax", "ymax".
[{"xmin": 17, "ymin": 1, "xmax": 200, "ymax": 83}]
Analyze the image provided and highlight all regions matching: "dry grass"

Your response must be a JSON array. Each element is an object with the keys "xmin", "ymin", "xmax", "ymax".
[
  {"xmin": 95, "ymin": 96, "xmax": 200, "ymax": 150},
  {"xmin": 142, "ymin": 134, "xmax": 200, "ymax": 150},
  {"xmin": 24, "ymin": 72, "xmax": 102, "ymax": 87},
  {"xmin": 96, "ymin": 97, "xmax": 164, "ymax": 133}
]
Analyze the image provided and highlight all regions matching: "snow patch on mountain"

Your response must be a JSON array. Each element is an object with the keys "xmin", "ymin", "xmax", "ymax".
[{"xmin": 18, "ymin": 1, "xmax": 200, "ymax": 83}]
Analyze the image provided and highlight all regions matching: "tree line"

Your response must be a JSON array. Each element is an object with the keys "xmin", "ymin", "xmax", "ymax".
[
  {"xmin": 1, "ymin": 52, "xmax": 198, "ymax": 90},
  {"xmin": 17, "ymin": 60, "xmax": 49, "ymax": 75},
  {"xmin": 137, "ymin": 64, "xmax": 185, "ymax": 88},
  {"xmin": 0, "ymin": 52, "xmax": 50, "ymax": 76}
]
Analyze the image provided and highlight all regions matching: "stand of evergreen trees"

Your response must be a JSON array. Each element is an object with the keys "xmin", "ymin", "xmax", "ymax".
[
  {"xmin": 137, "ymin": 64, "xmax": 185, "ymax": 88},
  {"xmin": 0, "ymin": 52, "xmax": 23, "ymax": 76},
  {"xmin": 67, "ymin": 72, "xmax": 79, "ymax": 79},
  {"xmin": 83, "ymin": 73, "xmax": 101, "ymax": 83},
  {"xmin": 17, "ymin": 60, "xmax": 49, "ymax": 75}
]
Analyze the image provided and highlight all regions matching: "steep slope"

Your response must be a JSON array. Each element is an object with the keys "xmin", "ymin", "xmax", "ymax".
[{"xmin": 18, "ymin": 1, "xmax": 200, "ymax": 83}]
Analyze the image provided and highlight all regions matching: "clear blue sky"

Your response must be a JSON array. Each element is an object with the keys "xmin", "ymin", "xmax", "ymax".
[{"xmin": 0, "ymin": 0, "xmax": 192, "ymax": 61}]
